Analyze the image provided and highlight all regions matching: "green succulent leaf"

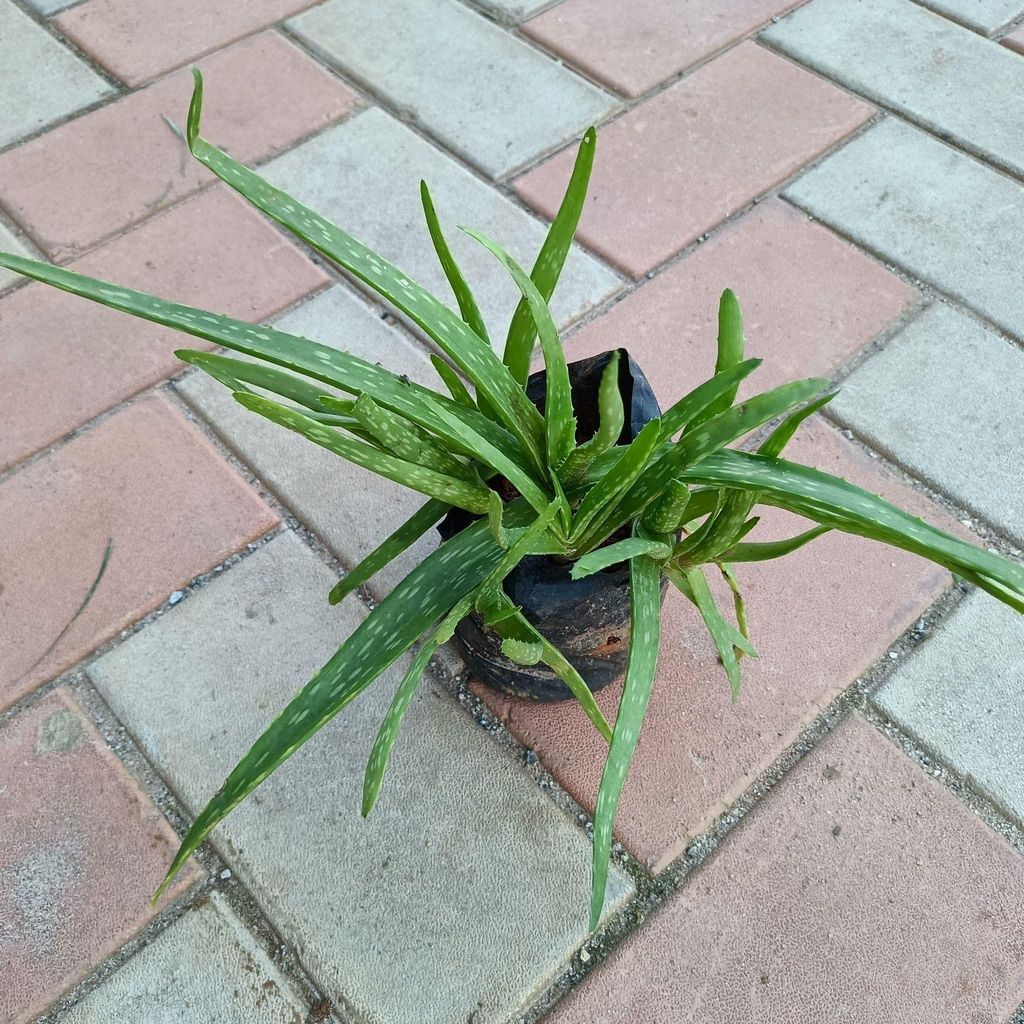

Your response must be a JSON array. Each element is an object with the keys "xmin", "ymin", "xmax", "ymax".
[
  {"xmin": 420, "ymin": 180, "xmax": 490, "ymax": 347},
  {"xmin": 720, "ymin": 524, "xmax": 831, "ymax": 563},
  {"xmin": 503, "ymin": 127, "xmax": 596, "ymax": 385},
  {"xmin": 641, "ymin": 479, "xmax": 690, "ymax": 534},
  {"xmin": 571, "ymin": 538, "xmax": 672, "ymax": 580},
  {"xmin": 561, "ymin": 351, "xmax": 625, "ymax": 485},
  {"xmin": 235, "ymin": 392, "xmax": 492, "ymax": 514},
  {"xmin": 184, "ymin": 68, "xmax": 546, "ymax": 471},
  {"xmin": 155, "ymin": 519, "xmax": 504, "ymax": 900},
  {"xmin": 590, "ymin": 549, "xmax": 662, "ymax": 930},
  {"xmin": 659, "ymin": 358, "xmax": 762, "ymax": 440},
  {"xmin": 328, "ymin": 499, "xmax": 450, "ymax": 605},
  {"xmin": 488, "ymin": 489, "xmax": 509, "ymax": 549},
  {"xmin": 430, "ymin": 354, "xmax": 474, "ymax": 407},
  {"xmin": 693, "ymin": 288, "xmax": 745, "ymax": 428},
  {"xmin": 501, "ymin": 637, "xmax": 544, "ymax": 665},
  {"xmin": 758, "ymin": 392, "xmax": 836, "ymax": 458},
  {"xmin": 461, "ymin": 227, "xmax": 575, "ymax": 470}
]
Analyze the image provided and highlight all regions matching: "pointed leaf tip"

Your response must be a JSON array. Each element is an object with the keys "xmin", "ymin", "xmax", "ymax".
[{"xmin": 187, "ymin": 67, "xmax": 203, "ymax": 150}]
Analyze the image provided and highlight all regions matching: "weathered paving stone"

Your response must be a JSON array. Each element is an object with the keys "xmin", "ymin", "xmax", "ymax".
[
  {"xmin": 88, "ymin": 532, "xmax": 633, "ymax": 1024},
  {"xmin": 875, "ymin": 593, "xmax": 1024, "ymax": 826},
  {"xmin": 473, "ymin": 421, "xmax": 960, "ymax": 871},
  {"xmin": 0, "ymin": 690, "xmax": 201, "ymax": 1024},
  {"xmin": 471, "ymin": 0, "xmax": 553, "ymax": 21},
  {"xmin": 764, "ymin": 0, "xmax": 1024, "ymax": 178},
  {"xmin": 918, "ymin": 0, "xmax": 1024, "ymax": 33},
  {"xmin": 0, "ymin": 1, "xmax": 112, "ymax": 149},
  {"xmin": 547, "ymin": 716, "xmax": 1024, "ymax": 1023},
  {"xmin": 287, "ymin": 0, "xmax": 615, "ymax": 179},
  {"xmin": 0, "ymin": 220, "xmax": 32, "ymax": 294},
  {"xmin": 0, "ymin": 394, "xmax": 278, "ymax": 709},
  {"xmin": 784, "ymin": 118, "xmax": 1024, "ymax": 339},
  {"xmin": 0, "ymin": 33, "xmax": 358, "ymax": 260},
  {"xmin": 562, "ymin": 197, "xmax": 917, "ymax": 403},
  {"xmin": 23, "ymin": 0, "xmax": 78, "ymax": 14},
  {"xmin": 831, "ymin": 302, "xmax": 1024, "ymax": 547},
  {"xmin": 525, "ymin": 0, "xmax": 802, "ymax": 98},
  {"xmin": 515, "ymin": 42, "xmax": 873, "ymax": 278},
  {"xmin": 178, "ymin": 285, "xmax": 441, "ymax": 598},
  {"xmin": 0, "ymin": 186, "xmax": 327, "ymax": 471},
  {"xmin": 55, "ymin": 0, "xmax": 320, "ymax": 87},
  {"xmin": 1003, "ymin": 22, "xmax": 1024, "ymax": 53},
  {"xmin": 62, "ymin": 893, "xmax": 307, "ymax": 1023},
  {"xmin": 261, "ymin": 107, "xmax": 621, "ymax": 344}
]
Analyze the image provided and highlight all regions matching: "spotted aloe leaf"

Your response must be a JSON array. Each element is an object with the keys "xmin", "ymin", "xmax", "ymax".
[
  {"xmin": 462, "ymin": 227, "xmax": 576, "ymax": 470},
  {"xmin": 503, "ymin": 127, "xmax": 596, "ymax": 385},
  {"xmin": 693, "ymin": 288, "xmax": 745, "ymax": 429},
  {"xmin": 430, "ymin": 354, "xmax": 474, "ymax": 407},
  {"xmin": 234, "ymin": 392, "xmax": 492, "ymax": 514},
  {"xmin": 328, "ymin": 499, "xmax": 451, "ymax": 606},
  {"xmin": 183, "ymin": 69, "xmax": 545, "ymax": 470},
  {"xmin": 720, "ymin": 524, "xmax": 831, "ymax": 563},
  {"xmin": 659, "ymin": 358, "xmax": 762, "ymax": 440},
  {"xmin": 560, "ymin": 352, "xmax": 625, "ymax": 485},
  {"xmin": 501, "ymin": 637, "xmax": 544, "ymax": 665},
  {"xmin": 589, "ymin": 548, "xmax": 663, "ymax": 930},
  {"xmin": 570, "ymin": 537, "xmax": 671, "ymax": 580},
  {"xmin": 155, "ymin": 519, "xmax": 504, "ymax": 899}
]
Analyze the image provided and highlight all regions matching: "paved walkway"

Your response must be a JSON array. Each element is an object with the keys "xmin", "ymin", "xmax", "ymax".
[{"xmin": 2, "ymin": 1, "xmax": 1023, "ymax": 1021}]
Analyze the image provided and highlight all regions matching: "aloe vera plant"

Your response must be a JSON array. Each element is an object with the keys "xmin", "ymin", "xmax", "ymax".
[{"xmin": 3, "ymin": 70, "xmax": 1022, "ymax": 931}]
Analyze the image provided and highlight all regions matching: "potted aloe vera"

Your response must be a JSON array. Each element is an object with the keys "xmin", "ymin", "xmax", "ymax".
[{"xmin": 3, "ymin": 71, "xmax": 1022, "ymax": 930}]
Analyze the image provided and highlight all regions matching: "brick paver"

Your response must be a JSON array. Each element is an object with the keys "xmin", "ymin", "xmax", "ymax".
[
  {"xmin": 287, "ymin": 0, "xmax": 614, "ymax": 180},
  {"xmin": 547, "ymin": 716, "xmax": 1024, "ymax": 1024},
  {"xmin": 832, "ymin": 302, "xmax": 1024, "ymax": 546},
  {"xmin": 765, "ymin": 0, "xmax": 1024, "ymax": 178},
  {"xmin": 261, "ymin": 107, "xmax": 621, "ymax": 344},
  {"xmin": 0, "ymin": 395, "xmax": 277, "ymax": 710},
  {"xmin": 785, "ymin": 118, "xmax": 1024, "ymax": 339},
  {"xmin": 515, "ymin": 43, "xmax": 873, "ymax": 278},
  {"xmin": 0, "ymin": 690, "xmax": 201, "ymax": 1024},
  {"xmin": 0, "ymin": 32, "xmax": 358, "ymax": 261},
  {"xmin": 179, "ymin": 285, "xmax": 441, "ymax": 598},
  {"xmin": 525, "ymin": 0, "xmax": 802, "ymax": 98},
  {"xmin": 474, "ymin": 421, "xmax": 958, "ymax": 871},
  {"xmin": 89, "ymin": 532, "xmax": 633, "ymax": 1024},
  {"xmin": 0, "ymin": 1, "xmax": 113, "ymax": 149},
  {"xmin": 55, "ymin": 0, "xmax": 320, "ymax": 87},
  {"xmin": 0, "ymin": 187, "xmax": 327, "ymax": 471},
  {"xmin": 62, "ymin": 894, "xmax": 307, "ymax": 1023},
  {"xmin": 561, "ymin": 197, "xmax": 918, "ymax": 404},
  {"xmin": 919, "ymin": 0, "xmax": 1024, "ymax": 32},
  {"xmin": 876, "ymin": 593, "xmax": 1024, "ymax": 827}
]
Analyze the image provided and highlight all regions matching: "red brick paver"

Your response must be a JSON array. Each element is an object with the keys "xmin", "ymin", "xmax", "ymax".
[
  {"xmin": 1002, "ymin": 25, "xmax": 1024, "ymax": 55},
  {"xmin": 0, "ymin": 187, "xmax": 327, "ymax": 471},
  {"xmin": 55, "ymin": 0, "xmax": 321, "ymax": 87},
  {"xmin": 524, "ymin": 0, "xmax": 803, "ymax": 99},
  {"xmin": 0, "ymin": 32, "xmax": 358, "ymax": 261},
  {"xmin": 548, "ymin": 716, "xmax": 1024, "ymax": 1024},
  {"xmin": 0, "ymin": 690, "xmax": 201, "ymax": 1024},
  {"xmin": 0, "ymin": 395, "xmax": 278, "ymax": 710},
  {"xmin": 514, "ymin": 43, "xmax": 873, "ymax": 279},
  {"xmin": 562, "ymin": 197, "xmax": 917, "ymax": 403},
  {"xmin": 474, "ymin": 421, "xmax": 959, "ymax": 871}
]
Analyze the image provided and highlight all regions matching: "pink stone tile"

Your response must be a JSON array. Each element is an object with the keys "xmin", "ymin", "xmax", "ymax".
[
  {"xmin": 549, "ymin": 716, "xmax": 1024, "ymax": 1024},
  {"xmin": 525, "ymin": 0, "xmax": 803, "ymax": 99},
  {"xmin": 1002, "ymin": 25, "xmax": 1024, "ymax": 55},
  {"xmin": 473, "ymin": 421, "xmax": 962, "ymax": 872},
  {"xmin": 562, "ymin": 198, "xmax": 918, "ymax": 404},
  {"xmin": 514, "ymin": 43, "xmax": 874, "ymax": 278},
  {"xmin": 0, "ymin": 395, "xmax": 278, "ymax": 710},
  {"xmin": 0, "ymin": 690, "xmax": 201, "ymax": 1024},
  {"xmin": 0, "ymin": 32, "xmax": 358, "ymax": 261},
  {"xmin": 55, "ymin": 0, "xmax": 320, "ymax": 87},
  {"xmin": 0, "ymin": 187, "xmax": 327, "ymax": 471}
]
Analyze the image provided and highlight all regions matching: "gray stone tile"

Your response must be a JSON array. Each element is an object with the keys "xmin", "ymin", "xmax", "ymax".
[
  {"xmin": 287, "ymin": 0, "xmax": 615, "ymax": 179},
  {"xmin": 916, "ymin": 0, "xmax": 1024, "ymax": 33},
  {"xmin": 177, "ymin": 285, "xmax": 440, "ymax": 599},
  {"xmin": 471, "ymin": 0, "xmax": 556, "ymax": 22},
  {"xmin": 874, "ymin": 593, "xmax": 1024, "ymax": 826},
  {"xmin": 830, "ymin": 302, "xmax": 1024, "ymax": 546},
  {"xmin": 23, "ymin": 0, "xmax": 79, "ymax": 14},
  {"xmin": 261, "ymin": 108, "xmax": 622, "ymax": 347},
  {"xmin": 0, "ymin": 220, "xmax": 32, "ymax": 293},
  {"xmin": 0, "ymin": 1, "xmax": 112, "ymax": 148},
  {"xmin": 764, "ymin": 0, "xmax": 1024, "ymax": 178},
  {"xmin": 784, "ymin": 118, "xmax": 1024, "ymax": 339},
  {"xmin": 88, "ymin": 532, "xmax": 632, "ymax": 1024},
  {"xmin": 63, "ymin": 894, "xmax": 308, "ymax": 1024}
]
